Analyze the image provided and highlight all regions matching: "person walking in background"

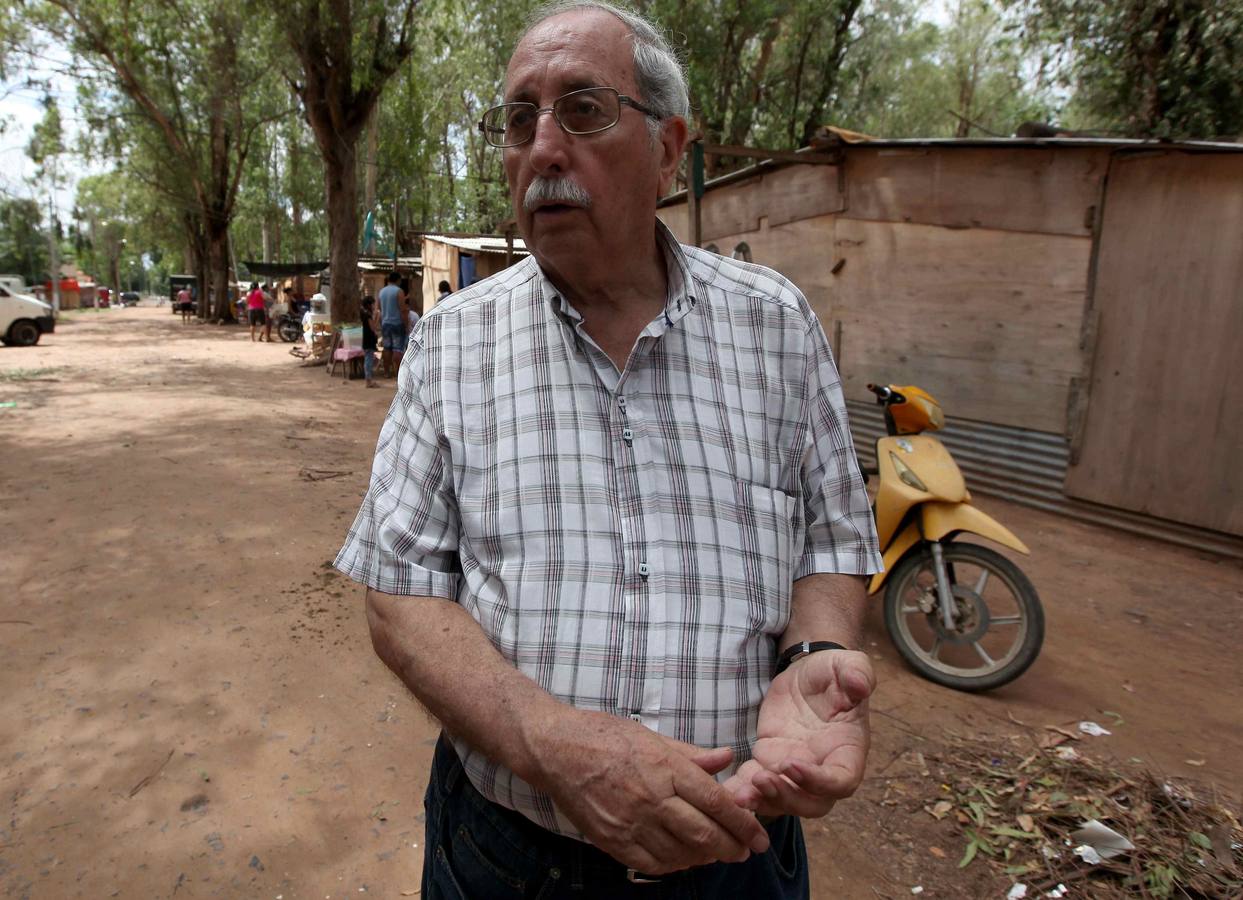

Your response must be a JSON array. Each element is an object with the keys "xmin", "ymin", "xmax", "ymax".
[
  {"xmin": 245, "ymin": 282, "xmax": 267, "ymax": 342},
  {"xmin": 176, "ymin": 285, "xmax": 194, "ymax": 323},
  {"xmin": 362, "ymin": 295, "xmax": 381, "ymax": 389},
  {"xmin": 261, "ymin": 283, "xmax": 275, "ymax": 343},
  {"xmin": 437, "ymin": 280, "xmax": 452, "ymax": 303},
  {"xmin": 377, "ymin": 272, "xmax": 409, "ymax": 376}
]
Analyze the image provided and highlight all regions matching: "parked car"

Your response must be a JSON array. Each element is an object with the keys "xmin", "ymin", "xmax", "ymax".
[
  {"xmin": 119, "ymin": 291, "xmax": 141, "ymax": 306},
  {"xmin": 0, "ymin": 285, "xmax": 55, "ymax": 346}
]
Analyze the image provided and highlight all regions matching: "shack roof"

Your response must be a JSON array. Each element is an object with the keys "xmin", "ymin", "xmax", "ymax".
[
  {"xmin": 423, "ymin": 234, "xmax": 528, "ymax": 255},
  {"xmin": 659, "ymin": 135, "xmax": 1243, "ymax": 206}
]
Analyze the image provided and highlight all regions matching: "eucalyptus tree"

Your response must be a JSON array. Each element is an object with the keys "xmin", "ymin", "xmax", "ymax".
[
  {"xmin": 278, "ymin": 0, "xmax": 421, "ymax": 324},
  {"xmin": 35, "ymin": 0, "xmax": 289, "ymax": 320},
  {"xmin": 0, "ymin": 197, "xmax": 48, "ymax": 285},
  {"xmin": 26, "ymin": 97, "xmax": 66, "ymax": 307},
  {"xmin": 1008, "ymin": 0, "xmax": 1243, "ymax": 138}
]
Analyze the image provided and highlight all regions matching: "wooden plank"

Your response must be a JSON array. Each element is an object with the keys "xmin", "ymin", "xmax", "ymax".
[
  {"xmin": 681, "ymin": 216, "xmax": 839, "ymax": 328},
  {"xmin": 1063, "ymin": 152, "xmax": 1243, "ymax": 535},
  {"xmin": 842, "ymin": 146, "xmax": 1106, "ymax": 237},
  {"xmin": 830, "ymin": 218, "xmax": 1091, "ymax": 432},
  {"xmin": 670, "ymin": 164, "xmax": 843, "ymax": 242},
  {"xmin": 657, "ymin": 204, "xmax": 689, "ymax": 243}
]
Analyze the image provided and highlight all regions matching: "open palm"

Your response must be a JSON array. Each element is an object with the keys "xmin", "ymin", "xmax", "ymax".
[{"xmin": 723, "ymin": 650, "xmax": 874, "ymax": 818}]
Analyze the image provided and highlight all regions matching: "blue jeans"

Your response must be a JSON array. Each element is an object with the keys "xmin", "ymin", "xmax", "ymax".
[
  {"xmin": 382, "ymin": 322, "xmax": 407, "ymax": 353},
  {"xmin": 364, "ymin": 349, "xmax": 376, "ymax": 381},
  {"xmin": 422, "ymin": 734, "xmax": 809, "ymax": 900}
]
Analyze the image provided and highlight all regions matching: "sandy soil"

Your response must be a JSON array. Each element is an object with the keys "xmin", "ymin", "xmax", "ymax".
[{"xmin": 2, "ymin": 307, "xmax": 1240, "ymax": 899}]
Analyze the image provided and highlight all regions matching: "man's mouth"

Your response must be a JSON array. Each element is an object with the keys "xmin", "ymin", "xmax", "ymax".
[{"xmin": 534, "ymin": 202, "xmax": 580, "ymax": 214}]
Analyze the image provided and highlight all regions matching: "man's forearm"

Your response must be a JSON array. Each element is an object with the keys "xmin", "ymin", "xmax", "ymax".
[
  {"xmin": 779, "ymin": 573, "xmax": 869, "ymax": 654},
  {"xmin": 365, "ymin": 588, "xmax": 566, "ymax": 785}
]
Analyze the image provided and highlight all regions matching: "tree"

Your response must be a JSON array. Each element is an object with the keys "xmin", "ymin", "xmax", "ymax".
[
  {"xmin": 0, "ymin": 197, "xmax": 49, "ymax": 285},
  {"xmin": 26, "ymin": 97, "xmax": 66, "ymax": 308},
  {"xmin": 1008, "ymin": 0, "xmax": 1243, "ymax": 139},
  {"xmin": 281, "ymin": 0, "xmax": 421, "ymax": 325},
  {"xmin": 38, "ymin": 0, "xmax": 288, "ymax": 321}
]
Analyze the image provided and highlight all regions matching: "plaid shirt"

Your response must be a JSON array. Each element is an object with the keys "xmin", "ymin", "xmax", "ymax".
[{"xmin": 336, "ymin": 223, "xmax": 881, "ymax": 839}]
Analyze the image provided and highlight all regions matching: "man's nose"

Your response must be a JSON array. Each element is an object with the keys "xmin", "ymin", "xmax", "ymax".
[{"xmin": 527, "ymin": 108, "xmax": 570, "ymax": 172}]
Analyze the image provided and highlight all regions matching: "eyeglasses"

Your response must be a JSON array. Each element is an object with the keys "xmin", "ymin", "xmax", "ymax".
[{"xmin": 479, "ymin": 86, "xmax": 660, "ymax": 148}]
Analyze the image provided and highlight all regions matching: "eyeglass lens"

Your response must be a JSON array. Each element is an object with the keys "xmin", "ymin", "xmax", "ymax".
[{"xmin": 485, "ymin": 88, "xmax": 620, "ymax": 146}]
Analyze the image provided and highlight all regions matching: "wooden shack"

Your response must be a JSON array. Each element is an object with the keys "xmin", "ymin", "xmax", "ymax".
[
  {"xmin": 658, "ymin": 137, "xmax": 1243, "ymax": 555},
  {"xmin": 358, "ymin": 255, "xmax": 422, "ymax": 312},
  {"xmin": 419, "ymin": 234, "xmax": 528, "ymax": 314}
]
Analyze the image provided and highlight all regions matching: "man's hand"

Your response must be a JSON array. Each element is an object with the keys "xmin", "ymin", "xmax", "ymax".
[
  {"xmin": 534, "ymin": 710, "xmax": 771, "ymax": 875},
  {"xmin": 723, "ymin": 649, "xmax": 874, "ymax": 818}
]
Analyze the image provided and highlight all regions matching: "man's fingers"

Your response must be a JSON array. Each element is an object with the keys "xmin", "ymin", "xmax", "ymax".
[
  {"xmin": 780, "ymin": 755, "xmax": 861, "ymax": 799},
  {"xmin": 751, "ymin": 769, "xmax": 834, "ymax": 818},
  {"xmin": 662, "ymin": 737, "xmax": 734, "ymax": 775},
  {"xmin": 687, "ymin": 746, "xmax": 734, "ymax": 776},
  {"xmin": 803, "ymin": 651, "xmax": 876, "ymax": 710},
  {"xmin": 659, "ymin": 799, "xmax": 751, "ymax": 866},
  {"xmin": 672, "ymin": 762, "xmax": 770, "ymax": 854}
]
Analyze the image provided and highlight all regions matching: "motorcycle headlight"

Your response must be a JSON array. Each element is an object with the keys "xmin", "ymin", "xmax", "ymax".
[{"xmin": 888, "ymin": 451, "xmax": 928, "ymax": 492}]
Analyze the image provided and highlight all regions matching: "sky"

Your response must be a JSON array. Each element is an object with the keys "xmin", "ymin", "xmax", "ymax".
[{"xmin": 0, "ymin": 39, "xmax": 106, "ymax": 220}]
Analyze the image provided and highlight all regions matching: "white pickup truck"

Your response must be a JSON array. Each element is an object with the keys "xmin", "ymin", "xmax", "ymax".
[{"xmin": 0, "ymin": 284, "xmax": 55, "ymax": 346}]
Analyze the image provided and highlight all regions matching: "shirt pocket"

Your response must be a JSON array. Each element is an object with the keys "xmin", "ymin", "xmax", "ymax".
[{"xmin": 708, "ymin": 481, "xmax": 797, "ymax": 638}]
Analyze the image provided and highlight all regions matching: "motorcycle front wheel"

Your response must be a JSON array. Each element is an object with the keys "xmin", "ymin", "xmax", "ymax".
[
  {"xmin": 884, "ymin": 541, "xmax": 1044, "ymax": 692},
  {"xmin": 278, "ymin": 318, "xmax": 302, "ymax": 343}
]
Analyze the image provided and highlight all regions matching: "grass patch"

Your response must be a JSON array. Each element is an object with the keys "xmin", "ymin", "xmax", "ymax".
[{"xmin": 0, "ymin": 367, "xmax": 61, "ymax": 383}]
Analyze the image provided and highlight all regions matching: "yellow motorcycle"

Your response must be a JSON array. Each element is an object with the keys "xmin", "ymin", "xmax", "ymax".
[{"xmin": 864, "ymin": 383, "xmax": 1044, "ymax": 691}]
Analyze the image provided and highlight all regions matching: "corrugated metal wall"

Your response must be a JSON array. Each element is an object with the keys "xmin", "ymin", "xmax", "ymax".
[{"xmin": 846, "ymin": 400, "xmax": 1243, "ymax": 560}]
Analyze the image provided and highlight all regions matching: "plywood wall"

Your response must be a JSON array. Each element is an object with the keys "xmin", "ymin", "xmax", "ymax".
[
  {"xmin": 1063, "ymin": 152, "xmax": 1243, "ymax": 535},
  {"xmin": 830, "ymin": 218, "xmax": 1090, "ymax": 432},
  {"xmin": 658, "ymin": 147, "xmax": 1101, "ymax": 433},
  {"xmin": 841, "ymin": 147, "xmax": 1104, "ymax": 236}
]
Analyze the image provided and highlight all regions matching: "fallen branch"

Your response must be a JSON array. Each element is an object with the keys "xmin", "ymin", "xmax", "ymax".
[
  {"xmin": 299, "ymin": 468, "xmax": 351, "ymax": 482},
  {"xmin": 128, "ymin": 749, "xmax": 175, "ymax": 798}
]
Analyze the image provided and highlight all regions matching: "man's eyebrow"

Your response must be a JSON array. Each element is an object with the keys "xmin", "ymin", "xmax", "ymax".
[{"xmin": 504, "ymin": 78, "xmax": 609, "ymax": 103}]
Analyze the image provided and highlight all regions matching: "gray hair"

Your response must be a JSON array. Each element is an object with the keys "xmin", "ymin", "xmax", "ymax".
[{"xmin": 521, "ymin": 1, "xmax": 690, "ymax": 137}]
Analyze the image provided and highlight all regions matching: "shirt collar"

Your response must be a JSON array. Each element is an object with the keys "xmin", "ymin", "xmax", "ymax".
[{"xmin": 536, "ymin": 219, "xmax": 698, "ymax": 332}]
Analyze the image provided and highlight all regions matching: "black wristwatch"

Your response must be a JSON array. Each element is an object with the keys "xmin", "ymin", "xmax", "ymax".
[{"xmin": 775, "ymin": 640, "xmax": 849, "ymax": 676}]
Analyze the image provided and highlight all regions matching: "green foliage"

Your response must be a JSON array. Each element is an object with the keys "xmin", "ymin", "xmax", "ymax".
[
  {"xmin": 1008, "ymin": 0, "xmax": 1243, "ymax": 138},
  {"xmin": 0, "ymin": 197, "xmax": 49, "ymax": 284},
  {"xmin": 18, "ymin": 0, "xmax": 1236, "ymax": 292}
]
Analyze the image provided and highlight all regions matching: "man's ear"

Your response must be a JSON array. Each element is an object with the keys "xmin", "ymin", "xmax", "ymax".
[{"xmin": 656, "ymin": 115, "xmax": 691, "ymax": 197}]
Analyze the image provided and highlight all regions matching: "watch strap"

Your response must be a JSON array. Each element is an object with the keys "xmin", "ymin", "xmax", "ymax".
[{"xmin": 774, "ymin": 640, "xmax": 849, "ymax": 676}]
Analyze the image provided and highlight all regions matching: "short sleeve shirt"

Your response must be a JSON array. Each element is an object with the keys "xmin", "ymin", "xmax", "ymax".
[{"xmin": 336, "ymin": 222, "xmax": 881, "ymax": 839}]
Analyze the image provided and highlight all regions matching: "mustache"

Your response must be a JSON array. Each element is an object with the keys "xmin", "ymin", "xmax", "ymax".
[{"xmin": 523, "ymin": 176, "xmax": 593, "ymax": 212}]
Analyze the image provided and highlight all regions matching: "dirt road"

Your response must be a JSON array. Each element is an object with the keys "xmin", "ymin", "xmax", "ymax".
[{"xmin": 2, "ymin": 308, "xmax": 1240, "ymax": 899}]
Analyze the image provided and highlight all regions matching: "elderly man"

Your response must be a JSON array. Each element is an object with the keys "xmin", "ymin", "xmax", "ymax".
[{"xmin": 335, "ymin": 2, "xmax": 881, "ymax": 896}]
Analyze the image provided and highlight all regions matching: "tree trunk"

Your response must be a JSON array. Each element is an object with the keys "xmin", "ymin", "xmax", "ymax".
[
  {"xmin": 324, "ymin": 141, "xmax": 360, "ymax": 325},
  {"xmin": 208, "ymin": 222, "xmax": 233, "ymax": 322},
  {"xmin": 185, "ymin": 214, "xmax": 209, "ymax": 320}
]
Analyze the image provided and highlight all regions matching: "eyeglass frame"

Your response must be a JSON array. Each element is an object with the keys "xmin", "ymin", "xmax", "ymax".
[{"xmin": 478, "ymin": 86, "xmax": 662, "ymax": 148}]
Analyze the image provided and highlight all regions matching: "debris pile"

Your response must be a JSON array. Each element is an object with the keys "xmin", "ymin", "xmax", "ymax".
[{"xmin": 919, "ymin": 731, "xmax": 1241, "ymax": 898}]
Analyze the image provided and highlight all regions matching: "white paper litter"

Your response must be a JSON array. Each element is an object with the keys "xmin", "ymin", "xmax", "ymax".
[
  {"xmin": 1074, "ymin": 844, "xmax": 1103, "ymax": 864},
  {"xmin": 910, "ymin": 887, "xmax": 924, "ymax": 895},
  {"xmin": 1070, "ymin": 818, "xmax": 1136, "ymax": 860},
  {"xmin": 1078, "ymin": 721, "xmax": 1112, "ymax": 736},
  {"xmin": 1007, "ymin": 884, "xmax": 1028, "ymax": 899},
  {"xmin": 1046, "ymin": 885, "xmax": 1067, "ymax": 899}
]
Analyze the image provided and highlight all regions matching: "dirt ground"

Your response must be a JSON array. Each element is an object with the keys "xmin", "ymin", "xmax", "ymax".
[{"xmin": 2, "ymin": 307, "xmax": 1240, "ymax": 900}]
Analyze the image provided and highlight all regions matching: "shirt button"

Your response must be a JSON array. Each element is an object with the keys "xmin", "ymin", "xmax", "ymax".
[
  {"xmin": 622, "ymin": 427, "xmax": 633, "ymax": 444},
  {"xmin": 638, "ymin": 562, "xmax": 650, "ymax": 578}
]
